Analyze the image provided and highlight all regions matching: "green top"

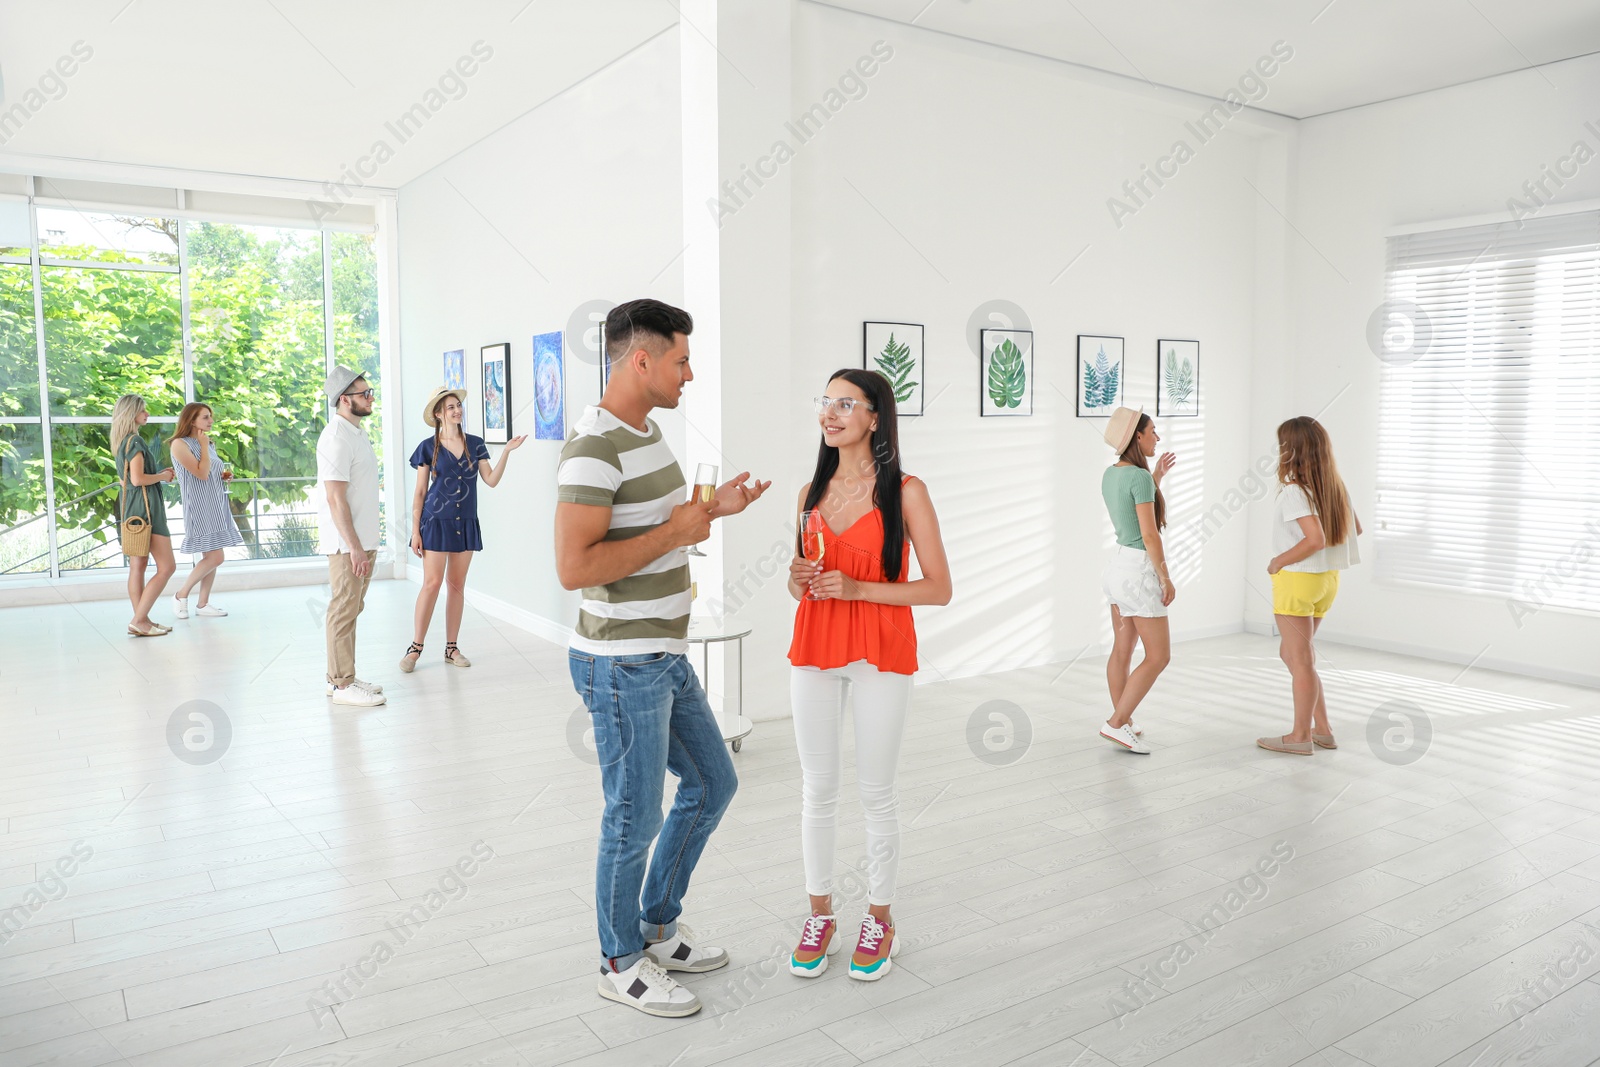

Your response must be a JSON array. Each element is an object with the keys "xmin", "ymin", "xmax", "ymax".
[
  {"xmin": 116, "ymin": 433, "xmax": 168, "ymax": 521},
  {"xmin": 1102, "ymin": 463, "xmax": 1156, "ymax": 550}
]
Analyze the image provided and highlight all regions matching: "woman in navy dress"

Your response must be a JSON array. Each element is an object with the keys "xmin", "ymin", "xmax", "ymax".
[{"xmin": 404, "ymin": 386, "xmax": 525, "ymax": 671}]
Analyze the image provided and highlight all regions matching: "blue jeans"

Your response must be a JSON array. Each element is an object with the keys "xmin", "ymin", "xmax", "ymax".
[{"xmin": 569, "ymin": 650, "xmax": 738, "ymax": 972}]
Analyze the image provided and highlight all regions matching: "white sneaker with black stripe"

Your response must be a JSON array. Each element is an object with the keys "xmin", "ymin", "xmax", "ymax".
[
  {"xmin": 597, "ymin": 957, "xmax": 701, "ymax": 1017},
  {"xmin": 644, "ymin": 922, "xmax": 729, "ymax": 973}
]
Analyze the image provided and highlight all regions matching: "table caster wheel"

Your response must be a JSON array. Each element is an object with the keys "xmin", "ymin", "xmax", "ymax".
[{"xmin": 732, "ymin": 738, "xmax": 742, "ymax": 752}]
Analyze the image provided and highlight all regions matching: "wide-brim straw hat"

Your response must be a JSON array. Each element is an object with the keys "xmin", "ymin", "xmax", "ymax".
[
  {"xmin": 421, "ymin": 386, "xmax": 468, "ymax": 428},
  {"xmin": 1104, "ymin": 406, "xmax": 1145, "ymax": 454}
]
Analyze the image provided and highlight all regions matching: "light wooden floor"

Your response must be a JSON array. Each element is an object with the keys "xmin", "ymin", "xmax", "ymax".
[{"xmin": 3, "ymin": 581, "xmax": 1600, "ymax": 1067}]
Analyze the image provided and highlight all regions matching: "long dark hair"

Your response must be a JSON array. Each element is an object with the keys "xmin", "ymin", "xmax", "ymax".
[
  {"xmin": 1118, "ymin": 412, "xmax": 1166, "ymax": 529},
  {"xmin": 799, "ymin": 369, "xmax": 907, "ymax": 580}
]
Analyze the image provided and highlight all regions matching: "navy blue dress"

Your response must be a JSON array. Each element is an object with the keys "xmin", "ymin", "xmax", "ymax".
[{"xmin": 410, "ymin": 434, "xmax": 491, "ymax": 552}]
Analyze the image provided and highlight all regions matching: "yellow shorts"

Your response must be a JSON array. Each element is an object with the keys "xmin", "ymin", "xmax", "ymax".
[{"xmin": 1272, "ymin": 569, "xmax": 1339, "ymax": 618}]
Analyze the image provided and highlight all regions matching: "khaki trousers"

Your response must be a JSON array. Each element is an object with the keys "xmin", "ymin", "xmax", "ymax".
[{"xmin": 326, "ymin": 550, "xmax": 377, "ymax": 687}]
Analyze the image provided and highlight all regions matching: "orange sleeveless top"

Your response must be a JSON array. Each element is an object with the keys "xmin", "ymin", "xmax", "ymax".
[{"xmin": 787, "ymin": 480, "xmax": 917, "ymax": 676}]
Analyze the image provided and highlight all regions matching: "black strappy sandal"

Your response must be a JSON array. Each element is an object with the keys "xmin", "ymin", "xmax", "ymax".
[
  {"xmin": 444, "ymin": 641, "xmax": 472, "ymax": 668},
  {"xmin": 399, "ymin": 641, "xmax": 423, "ymax": 673}
]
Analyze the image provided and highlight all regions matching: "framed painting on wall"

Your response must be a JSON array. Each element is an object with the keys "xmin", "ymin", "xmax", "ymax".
[
  {"xmin": 862, "ymin": 321, "xmax": 925, "ymax": 416},
  {"xmin": 481, "ymin": 342, "xmax": 511, "ymax": 444},
  {"xmin": 1156, "ymin": 339, "xmax": 1199, "ymax": 417},
  {"xmin": 443, "ymin": 349, "xmax": 465, "ymax": 390},
  {"xmin": 532, "ymin": 331, "xmax": 565, "ymax": 440},
  {"xmin": 980, "ymin": 328, "xmax": 1033, "ymax": 417},
  {"xmin": 1076, "ymin": 334, "xmax": 1123, "ymax": 417},
  {"xmin": 598, "ymin": 322, "xmax": 611, "ymax": 391}
]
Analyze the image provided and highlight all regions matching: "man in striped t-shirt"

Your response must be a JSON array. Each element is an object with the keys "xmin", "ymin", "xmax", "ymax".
[{"xmin": 555, "ymin": 298, "xmax": 769, "ymax": 1019}]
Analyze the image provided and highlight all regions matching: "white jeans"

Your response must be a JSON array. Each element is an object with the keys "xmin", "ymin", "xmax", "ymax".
[{"xmin": 790, "ymin": 660, "xmax": 913, "ymax": 907}]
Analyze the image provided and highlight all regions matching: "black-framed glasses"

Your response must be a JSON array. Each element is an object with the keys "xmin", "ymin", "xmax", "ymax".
[
  {"xmin": 343, "ymin": 388, "xmax": 375, "ymax": 400},
  {"xmin": 814, "ymin": 396, "xmax": 874, "ymax": 416}
]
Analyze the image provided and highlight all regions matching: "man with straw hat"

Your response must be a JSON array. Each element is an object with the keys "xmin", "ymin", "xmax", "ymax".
[{"xmin": 317, "ymin": 365, "xmax": 386, "ymax": 707}]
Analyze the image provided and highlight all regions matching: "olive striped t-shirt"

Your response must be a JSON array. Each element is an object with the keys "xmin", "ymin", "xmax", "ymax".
[{"xmin": 556, "ymin": 405, "xmax": 690, "ymax": 656}]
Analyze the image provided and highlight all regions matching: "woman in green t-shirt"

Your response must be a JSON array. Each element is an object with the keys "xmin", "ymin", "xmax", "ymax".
[
  {"xmin": 111, "ymin": 394, "xmax": 178, "ymax": 637},
  {"xmin": 1099, "ymin": 407, "xmax": 1176, "ymax": 755}
]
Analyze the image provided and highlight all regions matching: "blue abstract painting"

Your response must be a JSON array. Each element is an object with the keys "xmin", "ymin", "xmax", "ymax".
[
  {"xmin": 443, "ymin": 349, "xmax": 465, "ymax": 390},
  {"xmin": 533, "ymin": 331, "xmax": 564, "ymax": 440}
]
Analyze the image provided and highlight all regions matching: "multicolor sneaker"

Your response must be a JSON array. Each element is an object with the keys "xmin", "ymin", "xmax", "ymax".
[
  {"xmin": 789, "ymin": 913, "xmax": 840, "ymax": 977},
  {"xmin": 848, "ymin": 916, "xmax": 897, "ymax": 981},
  {"xmin": 643, "ymin": 921, "xmax": 729, "ymax": 973}
]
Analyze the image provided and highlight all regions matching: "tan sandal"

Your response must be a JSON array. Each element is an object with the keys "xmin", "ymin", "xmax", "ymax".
[
  {"xmin": 128, "ymin": 622, "xmax": 169, "ymax": 637},
  {"xmin": 400, "ymin": 642, "xmax": 423, "ymax": 673},
  {"xmin": 444, "ymin": 642, "xmax": 471, "ymax": 668},
  {"xmin": 1312, "ymin": 733, "xmax": 1337, "ymax": 749},
  {"xmin": 1256, "ymin": 735, "xmax": 1313, "ymax": 755}
]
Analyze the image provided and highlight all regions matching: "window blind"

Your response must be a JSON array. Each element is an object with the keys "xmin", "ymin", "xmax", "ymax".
[{"xmin": 1376, "ymin": 210, "xmax": 1600, "ymax": 618}]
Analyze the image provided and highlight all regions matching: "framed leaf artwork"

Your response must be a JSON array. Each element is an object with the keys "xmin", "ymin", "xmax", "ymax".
[
  {"xmin": 481, "ymin": 342, "xmax": 511, "ymax": 444},
  {"xmin": 1076, "ymin": 334, "xmax": 1123, "ymax": 417},
  {"xmin": 862, "ymin": 321, "xmax": 924, "ymax": 416},
  {"xmin": 1157, "ymin": 339, "xmax": 1199, "ymax": 417},
  {"xmin": 980, "ymin": 328, "xmax": 1033, "ymax": 417}
]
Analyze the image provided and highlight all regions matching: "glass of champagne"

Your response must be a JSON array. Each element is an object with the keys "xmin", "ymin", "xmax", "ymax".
[
  {"xmin": 801, "ymin": 508, "xmax": 826, "ymax": 599},
  {"xmin": 687, "ymin": 463, "xmax": 717, "ymax": 557}
]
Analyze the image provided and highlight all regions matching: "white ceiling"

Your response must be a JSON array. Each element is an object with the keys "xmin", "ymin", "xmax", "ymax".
[
  {"xmin": 815, "ymin": 0, "xmax": 1600, "ymax": 118},
  {"xmin": 3, "ymin": 0, "xmax": 1599, "ymax": 189},
  {"xmin": 0, "ymin": 0, "xmax": 675, "ymax": 188}
]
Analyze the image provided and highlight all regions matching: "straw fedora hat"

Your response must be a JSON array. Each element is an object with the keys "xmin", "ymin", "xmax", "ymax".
[
  {"xmin": 421, "ymin": 385, "xmax": 468, "ymax": 428},
  {"xmin": 1104, "ymin": 406, "xmax": 1145, "ymax": 454}
]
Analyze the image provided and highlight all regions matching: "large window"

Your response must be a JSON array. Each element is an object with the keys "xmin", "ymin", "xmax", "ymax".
[
  {"xmin": 0, "ymin": 191, "xmax": 383, "ymax": 578},
  {"xmin": 1376, "ymin": 210, "xmax": 1600, "ymax": 613}
]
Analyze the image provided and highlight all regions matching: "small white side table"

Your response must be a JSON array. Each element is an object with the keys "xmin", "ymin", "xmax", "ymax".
[{"xmin": 687, "ymin": 617, "xmax": 754, "ymax": 752}]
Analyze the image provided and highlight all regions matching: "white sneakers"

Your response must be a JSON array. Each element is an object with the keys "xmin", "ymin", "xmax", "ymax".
[
  {"xmin": 597, "ymin": 957, "xmax": 702, "ymax": 1018},
  {"xmin": 171, "ymin": 597, "xmax": 226, "ymax": 618},
  {"xmin": 329, "ymin": 681, "xmax": 386, "ymax": 707},
  {"xmin": 599, "ymin": 924, "xmax": 729, "ymax": 1018},
  {"xmin": 643, "ymin": 922, "xmax": 729, "ymax": 973},
  {"xmin": 325, "ymin": 678, "xmax": 384, "ymax": 696},
  {"xmin": 1100, "ymin": 721, "xmax": 1151, "ymax": 754}
]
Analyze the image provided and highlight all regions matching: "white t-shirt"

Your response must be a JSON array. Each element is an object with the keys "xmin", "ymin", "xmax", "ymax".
[
  {"xmin": 1274, "ymin": 484, "xmax": 1360, "ymax": 573},
  {"xmin": 316, "ymin": 415, "xmax": 381, "ymax": 554}
]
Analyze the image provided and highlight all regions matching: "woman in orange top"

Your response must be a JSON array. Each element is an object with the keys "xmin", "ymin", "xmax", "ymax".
[{"xmin": 785, "ymin": 368, "xmax": 952, "ymax": 984}]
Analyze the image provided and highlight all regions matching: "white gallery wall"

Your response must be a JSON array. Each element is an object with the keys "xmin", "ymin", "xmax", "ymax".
[
  {"xmin": 778, "ymin": 3, "xmax": 1293, "ymax": 688},
  {"xmin": 1286, "ymin": 53, "xmax": 1600, "ymax": 686},
  {"xmin": 396, "ymin": 3, "xmax": 1301, "ymax": 712},
  {"xmin": 393, "ymin": 2, "xmax": 1599, "ymax": 716},
  {"xmin": 396, "ymin": 27, "xmax": 685, "ymax": 639}
]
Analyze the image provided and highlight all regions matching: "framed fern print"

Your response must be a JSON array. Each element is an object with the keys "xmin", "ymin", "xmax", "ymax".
[
  {"xmin": 1076, "ymin": 334, "xmax": 1123, "ymax": 417},
  {"xmin": 980, "ymin": 328, "xmax": 1033, "ymax": 417},
  {"xmin": 1156, "ymin": 339, "xmax": 1199, "ymax": 417},
  {"xmin": 863, "ymin": 322, "xmax": 925, "ymax": 416}
]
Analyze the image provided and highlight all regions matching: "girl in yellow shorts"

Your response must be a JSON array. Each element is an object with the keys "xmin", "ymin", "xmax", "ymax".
[{"xmin": 1259, "ymin": 417, "xmax": 1362, "ymax": 756}]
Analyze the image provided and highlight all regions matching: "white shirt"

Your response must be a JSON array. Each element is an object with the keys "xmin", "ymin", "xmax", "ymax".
[
  {"xmin": 316, "ymin": 414, "xmax": 381, "ymax": 554},
  {"xmin": 1274, "ymin": 484, "xmax": 1360, "ymax": 573}
]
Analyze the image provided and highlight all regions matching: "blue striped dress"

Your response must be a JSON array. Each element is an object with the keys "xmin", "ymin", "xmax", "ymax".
[{"xmin": 173, "ymin": 437, "xmax": 244, "ymax": 554}]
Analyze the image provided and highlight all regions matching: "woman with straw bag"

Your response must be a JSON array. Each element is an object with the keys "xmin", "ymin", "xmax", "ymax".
[{"xmin": 112, "ymin": 394, "xmax": 177, "ymax": 637}]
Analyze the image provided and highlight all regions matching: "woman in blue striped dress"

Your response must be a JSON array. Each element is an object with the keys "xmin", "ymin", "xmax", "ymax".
[{"xmin": 169, "ymin": 403, "xmax": 244, "ymax": 619}]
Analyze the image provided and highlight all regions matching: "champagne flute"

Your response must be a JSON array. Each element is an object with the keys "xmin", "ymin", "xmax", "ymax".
[
  {"xmin": 687, "ymin": 463, "xmax": 717, "ymax": 557},
  {"xmin": 801, "ymin": 508, "xmax": 826, "ymax": 599}
]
